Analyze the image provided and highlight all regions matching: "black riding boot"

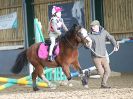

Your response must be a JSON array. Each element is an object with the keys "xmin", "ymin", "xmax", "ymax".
[{"xmin": 48, "ymin": 55, "xmax": 54, "ymax": 61}]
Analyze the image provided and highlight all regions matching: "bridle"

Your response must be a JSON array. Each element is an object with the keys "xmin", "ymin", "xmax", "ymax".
[{"xmin": 76, "ymin": 31, "xmax": 91, "ymax": 48}]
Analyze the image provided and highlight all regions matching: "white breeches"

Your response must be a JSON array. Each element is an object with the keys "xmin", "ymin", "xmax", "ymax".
[{"xmin": 49, "ymin": 36, "xmax": 56, "ymax": 56}]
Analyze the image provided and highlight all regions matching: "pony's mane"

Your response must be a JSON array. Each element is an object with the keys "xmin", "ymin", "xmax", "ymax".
[
  {"xmin": 65, "ymin": 24, "xmax": 80, "ymax": 37},
  {"xmin": 60, "ymin": 24, "xmax": 81, "ymax": 43},
  {"xmin": 68, "ymin": 24, "xmax": 78, "ymax": 33}
]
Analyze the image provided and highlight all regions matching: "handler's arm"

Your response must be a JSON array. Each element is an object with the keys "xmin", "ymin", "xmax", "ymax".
[{"xmin": 105, "ymin": 31, "xmax": 117, "ymax": 47}]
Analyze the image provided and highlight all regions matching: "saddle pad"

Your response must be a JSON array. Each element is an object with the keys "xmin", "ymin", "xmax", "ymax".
[
  {"xmin": 38, "ymin": 43, "xmax": 48, "ymax": 59},
  {"xmin": 38, "ymin": 43, "xmax": 60, "ymax": 59}
]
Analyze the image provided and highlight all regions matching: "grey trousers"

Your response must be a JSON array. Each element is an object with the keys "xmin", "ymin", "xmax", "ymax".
[{"xmin": 91, "ymin": 57, "xmax": 111, "ymax": 86}]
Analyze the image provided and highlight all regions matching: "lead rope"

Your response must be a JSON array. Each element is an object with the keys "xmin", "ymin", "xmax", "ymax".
[{"xmin": 89, "ymin": 47, "xmax": 115, "ymax": 58}]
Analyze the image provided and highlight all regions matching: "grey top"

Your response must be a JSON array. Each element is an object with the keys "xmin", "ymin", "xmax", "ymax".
[
  {"xmin": 89, "ymin": 27, "xmax": 117, "ymax": 57},
  {"xmin": 48, "ymin": 17, "xmax": 68, "ymax": 37}
]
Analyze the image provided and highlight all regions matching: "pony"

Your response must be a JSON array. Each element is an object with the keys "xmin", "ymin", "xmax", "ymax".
[{"xmin": 11, "ymin": 24, "xmax": 92, "ymax": 91}]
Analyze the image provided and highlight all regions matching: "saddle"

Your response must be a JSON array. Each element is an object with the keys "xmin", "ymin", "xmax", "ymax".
[{"xmin": 38, "ymin": 38, "xmax": 60, "ymax": 59}]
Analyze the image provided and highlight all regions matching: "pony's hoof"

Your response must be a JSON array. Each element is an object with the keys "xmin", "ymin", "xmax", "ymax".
[
  {"xmin": 84, "ymin": 85, "xmax": 89, "ymax": 89},
  {"xmin": 49, "ymin": 83, "xmax": 57, "ymax": 89},
  {"xmin": 68, "ymin": 83, "xmax": 73, "ymax": 87},
  {"xmin": 67, "ymin": 81, "xmax": 73, "ymax": 87},
  {"xmin": 59, "ymin": 81, "xmax": 73, "ymax": 87},
  {"xmin": 33, "ymin": 87, "xmax": 40, "ymax": 91},
  {"xmin": 59, "ymin": 81, "xmax": 68, "ymax": 86},
  {"xmin": 50, "ymin": 86, "xmax": 56, "ymax": 90}
]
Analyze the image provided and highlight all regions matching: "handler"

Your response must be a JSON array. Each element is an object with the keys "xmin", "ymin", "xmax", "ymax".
[{"xmin": 87, "ymin": 20, "xmax": 119, "ymax": 88}]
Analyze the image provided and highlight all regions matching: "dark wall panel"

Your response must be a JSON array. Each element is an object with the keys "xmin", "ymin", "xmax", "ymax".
[{"xmin": 0, "ymin": 49, "xmax": 29, "ymax": 75}]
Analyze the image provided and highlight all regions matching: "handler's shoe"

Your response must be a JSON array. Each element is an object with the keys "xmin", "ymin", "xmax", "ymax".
[
  {"xmin": 81, "ymin": 70, "xmax": 89, "ymax": 87},
  {"xmin": 48, "ymin": 55, "xmax": 54, "ymax": 61},
  {"xmin": 101, "ymin": 85, "xmax": 111, "ymax": 89}
]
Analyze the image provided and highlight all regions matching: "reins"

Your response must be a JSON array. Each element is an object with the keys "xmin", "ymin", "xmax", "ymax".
[{"xmin": 89, "ymin": 47, "xmax": 115, "ymax": 57}]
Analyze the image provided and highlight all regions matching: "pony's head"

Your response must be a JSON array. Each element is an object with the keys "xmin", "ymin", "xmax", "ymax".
[
  {"xmin": 63, "ymin": 24, "xmax": 91, "ymax": 49},
  {"xmin": 70, "ymin": 24, "xmax": 91, "ymax": 47},
  {"xmin": 77, "ymin": 28, "xmax": 92, "ymax": 46}
]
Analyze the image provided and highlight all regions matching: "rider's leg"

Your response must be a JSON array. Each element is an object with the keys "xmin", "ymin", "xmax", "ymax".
[{"xmin": 48, "ymin": 36, "xmax": 56, "ymax": 61}]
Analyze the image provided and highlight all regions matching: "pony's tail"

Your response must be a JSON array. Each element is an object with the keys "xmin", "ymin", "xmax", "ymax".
[{"xmin": 11, "ymin": 49, "xmax": 28, "ymax": 74}]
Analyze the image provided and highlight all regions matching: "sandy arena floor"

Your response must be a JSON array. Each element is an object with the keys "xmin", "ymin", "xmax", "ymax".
[{"xmin": 0, "ymin": 73, "xmax": 133, "ymax": 99}]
